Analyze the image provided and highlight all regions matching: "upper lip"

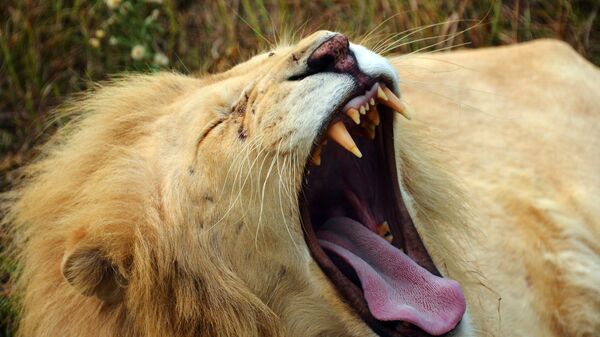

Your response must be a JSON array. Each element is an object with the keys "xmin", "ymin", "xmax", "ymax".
[{"xmin": 310, "ymin": 80, "xmax": 411, "ymax": 165}]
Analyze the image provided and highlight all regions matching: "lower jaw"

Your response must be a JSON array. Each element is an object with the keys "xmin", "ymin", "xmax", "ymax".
[{"xmin": 300, "ymin": 110, "xmax": 462, "ymax": 337}]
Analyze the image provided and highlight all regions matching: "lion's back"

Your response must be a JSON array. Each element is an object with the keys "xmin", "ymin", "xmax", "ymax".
[{"xmin": 390, "ymin": 40, "xmax": 600, "ymax": 336}]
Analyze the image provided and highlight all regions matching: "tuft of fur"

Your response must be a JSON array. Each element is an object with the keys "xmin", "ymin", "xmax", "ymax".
[{"xmin": 7, "ymin": 74, "xmax": 284, "ymax": 337}]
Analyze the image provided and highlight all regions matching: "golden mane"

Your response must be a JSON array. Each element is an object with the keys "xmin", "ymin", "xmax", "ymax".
[{"xmin": 8, "ymin": 74, "xmax": 284, "ymax": 337}]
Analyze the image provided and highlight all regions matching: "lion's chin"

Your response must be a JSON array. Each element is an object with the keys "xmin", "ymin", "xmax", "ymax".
[{"xmin": 299, "ymin": 83, "xmax": 466, "ymax": 337}]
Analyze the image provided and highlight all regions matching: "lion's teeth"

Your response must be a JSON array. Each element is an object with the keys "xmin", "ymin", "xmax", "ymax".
[
  {"xmin": 359, "ymin": 106, "xmax": 366, "ymax": 115},
  {"xmin": 365, "ymin": 103, "xmax": 370, "ymax": 112},
  {"xmin": 381, "ymin": 86, "xmax": 412, "ymax": 120},
  {"xmin": 327, "ymin": 121, "xmax": 362, "ymax": 158},
  {"xmin": 378, "ymin": 221, "xmax": 393, "ymax": 243},
  {"xmin": 311, "ymin": 144, "xmax": 323, "ymax": 166},
  {"xmin": 377, "ymin": 85, "xmax": 388, "ymax": 101},
  {"xmin": 366, "ymin": 106, "xmax": 380, "ymax": 126},
  {"xmin": 370, "ymin": 98, "xmax": 375, "ymax": 106},
  {"xmin": 346, "ymin": 108, "xmax": 360, "ymax": 124}
]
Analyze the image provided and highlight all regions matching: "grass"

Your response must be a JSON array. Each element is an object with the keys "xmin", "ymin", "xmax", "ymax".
[{"xmin": 0, "ymin": 0, "xmax": 598, "ymax": 335}]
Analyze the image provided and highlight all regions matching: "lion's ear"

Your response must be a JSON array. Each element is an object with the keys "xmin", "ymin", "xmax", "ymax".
[{"xmin": 61, "ymin": 245, "xmax": 129, "ymax": 303}]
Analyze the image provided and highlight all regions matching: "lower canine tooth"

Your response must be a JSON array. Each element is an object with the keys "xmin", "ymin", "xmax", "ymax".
[
  {"xmin": 327, "ymin": 121, "xmax": 362, "ymax": 158},
  {"xmin": 378, "ymin": 221, "xmax": 393, "ymax": 243},
  {"xmin": 345, "ymin": 108, "xmax": 360, "ymax": 124},
  {"xmin": 381, "ymin": 86, "xmax": 412, "ymax": 120}
]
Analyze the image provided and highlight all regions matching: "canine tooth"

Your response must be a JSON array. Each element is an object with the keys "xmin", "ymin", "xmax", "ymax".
[
  {"xmin": 311, "ymin": 144, "xmax": 323, "ymax": 166},
  {"xmin": 366, "ymin": 106, "xmax": 380, "ymax": 126},
  {"xmin": 381, "ymin": 86, "xmax": 412, "ymax": 120},
  {"xmin": 327, "ymin": 121, "xmax": 362, "ymax": 158},
  {"xmin": 370, "ymin": 98, "xmax": 375, "ymax": 106},
  {"xmin": 378, "ymin": 221, "xmax": 393, "ymax": 244},
  {"xmin": 377, "ymin": 221, "xmax": 389, "ymax": 236},
  {"xmin": 377, "ymin": 86, "xmax": 388, "ymax": 101},
  {"xmin": 346, "ymin": 108, "xmax": 360, "ymax": 124},
  {"xmin": 359, "ymin": 106, "xmax": 366, "ymax": 115}
]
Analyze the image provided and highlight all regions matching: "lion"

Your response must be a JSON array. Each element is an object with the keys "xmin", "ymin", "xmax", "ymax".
[{"xmin": 5, "ymin": 31, "xmax": 600, "ymax": 337}]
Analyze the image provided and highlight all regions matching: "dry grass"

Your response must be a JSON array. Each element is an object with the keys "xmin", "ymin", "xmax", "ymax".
[{"xmin": 0, "ymin": 0, "xmax": 598, "ymax": 335}]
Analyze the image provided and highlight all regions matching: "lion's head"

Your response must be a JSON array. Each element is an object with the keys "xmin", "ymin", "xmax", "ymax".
[{"xmin": 10, "ymin": 31, "xmax": 474, "ymax": 337}]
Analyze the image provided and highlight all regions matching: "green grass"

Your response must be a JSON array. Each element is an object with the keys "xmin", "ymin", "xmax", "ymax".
[{"xmin": 0, "ymin": 0, "xmax": 598, "ymax": 334}]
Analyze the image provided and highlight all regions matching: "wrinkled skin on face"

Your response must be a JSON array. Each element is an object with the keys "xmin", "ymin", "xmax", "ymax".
[{"xmin": 9, "ymin": 31, "xmax": 476, "ymax": 337}]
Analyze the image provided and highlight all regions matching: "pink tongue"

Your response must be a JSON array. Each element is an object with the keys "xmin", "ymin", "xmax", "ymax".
[{"xmin": 317, "ymin": 217, "xmax": 466, "ymax": 336}]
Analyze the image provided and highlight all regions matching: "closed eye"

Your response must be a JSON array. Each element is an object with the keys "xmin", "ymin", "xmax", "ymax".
[{"xmin": 287, "ymin": 69, "xmax": 319, "ymax": 81}]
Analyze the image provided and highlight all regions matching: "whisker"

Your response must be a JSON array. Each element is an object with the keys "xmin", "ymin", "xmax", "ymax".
[
  {"xmin": 255, "ymin": 147, "xmax": 278, "ymax": 248},
  {"xmin": 378, "ymin": 33, "xmax": 457, "ymax": 54},
  {"xmin": 209, "ymin": 133, "xmax": 267, "ymax": 232},
  {"xmin": 372, "ymin": 19, "xmax": 471, "ymax": 54},
  {"xmin": 406, "ymin": 41, "xmax": 471, "ymax": 56},
  {"xmin": 359, "ymin": 12, "xmax": 406, "ymax": 46},
  {"xmin": 276, "ymin": 145, "xmax": 302, "ymax": 255}
]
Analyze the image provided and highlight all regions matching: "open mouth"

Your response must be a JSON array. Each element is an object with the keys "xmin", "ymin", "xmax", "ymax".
[{"xmin": 300, "ymin": 82, "xmax": 466, "ymax": 336}]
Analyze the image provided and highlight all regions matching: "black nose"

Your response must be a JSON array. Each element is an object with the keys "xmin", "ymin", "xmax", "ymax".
[{"xmin": 307, "ymin": 34, "xmax": 356, "ymax": 73}]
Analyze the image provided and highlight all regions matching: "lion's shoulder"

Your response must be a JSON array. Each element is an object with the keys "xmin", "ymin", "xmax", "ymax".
[{"xmin": 390, "ymin": 42, "xmax": 600, "ymax": 336}]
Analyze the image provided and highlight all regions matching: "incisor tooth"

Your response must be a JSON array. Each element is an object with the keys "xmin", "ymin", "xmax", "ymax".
[
  {"xmin": 366, "ymin": 106, "xmax": 380, "ymax": 126},
  {"xmin": 365, "ymin": 104, "xmax": 370, "ymax": 112},
  {"xmin": 370, "ymin": 98, "xmax": 375, "ymax": 106},
  {"xmin": 345, "ymin": 108, "xmax": 360, "ymax": 124},
  {"xmin": 327, "ymin": 121, "xmax": 362, "ymax": 158},
  {"xmin": 359, "ymin": 106, "xmax": 366, "ymax": 115},
  {"xmin": 381, "ymin": 86, "xmax": 412, "ymax": 120}
]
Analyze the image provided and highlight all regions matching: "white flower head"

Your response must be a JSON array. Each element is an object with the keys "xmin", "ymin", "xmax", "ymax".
[
  {"xmin": 131, "ymin": 45, "xmax": 146, "ymax": 60},
  {"xmin": 153, "ymin": 52, "xmax": 169, "ymax": 66},
  {"xmin": 95, "ymin": 30, "xmax": 106, "ymax": 39},
  {"xmin": 89, "ymin": 38, "xmax": 100, "ymax": 48},
  {"xmin": 146, "ymin": 0, "xmax": 163, "ymax": 4},
  {"xmin": 109, "ymin": 37, "xmax": 118, "ymax": 46},
  {"xmin": 104, "ymin": 0, "xmax": 121, "ymax": 9}
]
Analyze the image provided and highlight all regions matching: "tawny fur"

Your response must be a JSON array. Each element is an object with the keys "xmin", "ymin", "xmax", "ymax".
[
  {"xmin": 391, "ymin": 39, "xmax": 600, "ymax": 337},
  {"xmin": 5, "ymin": 32, "xmax": 600, "ymax": 337}
]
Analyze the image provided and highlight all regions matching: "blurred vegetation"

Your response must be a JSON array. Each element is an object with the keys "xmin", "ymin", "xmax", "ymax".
[{"xmin": 0, "ymin": 0, "xmax": 598, "ymax": 335}]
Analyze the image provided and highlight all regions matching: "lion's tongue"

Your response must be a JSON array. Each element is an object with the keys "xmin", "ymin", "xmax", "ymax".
[{"xmin": 316, "ymin": 217, "xmax": 466, "ymax": 336}]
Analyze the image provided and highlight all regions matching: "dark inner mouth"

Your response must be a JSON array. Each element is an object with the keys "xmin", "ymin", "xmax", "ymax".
[{"xmin": 299, "ymin": 97, "xmax": 466, "ymax": 336}]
